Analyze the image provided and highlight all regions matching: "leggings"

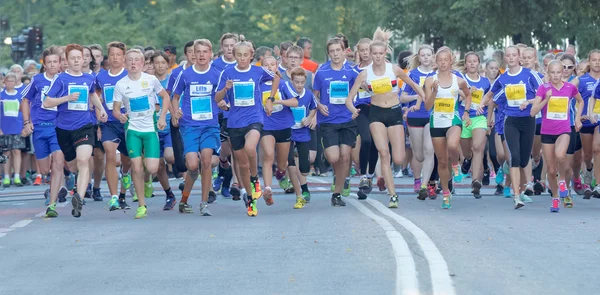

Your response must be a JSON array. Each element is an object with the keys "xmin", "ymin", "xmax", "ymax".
[
  {"xmin": 356, "ymin": 104, "xmax": 378, "ymax": 175},
  {"xmin": 504, "ymin": 116, "xmax": 536, "ymax": 168},
  {"xmin": 288, "ymin": 141, "xmax": 311, "ymax": 174}
]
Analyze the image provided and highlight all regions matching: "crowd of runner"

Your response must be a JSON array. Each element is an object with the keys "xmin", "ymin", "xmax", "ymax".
[{"xmin": 0, "ymin": 28, "xmax": 597, "ymax": 219}]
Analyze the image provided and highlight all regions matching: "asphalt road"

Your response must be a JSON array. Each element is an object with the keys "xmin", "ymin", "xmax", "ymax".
[{"xmin": 1, "ymin": 176, "xmax": 599, "ymax": 295}]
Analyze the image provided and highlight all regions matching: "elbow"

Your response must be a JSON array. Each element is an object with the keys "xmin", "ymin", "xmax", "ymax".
[{"xmin": 291, "ymin": 99, "xmax": 298, "ymax": 107}]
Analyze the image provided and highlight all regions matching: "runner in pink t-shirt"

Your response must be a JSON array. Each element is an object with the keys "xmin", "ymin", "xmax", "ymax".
[{"xmin": 530, "ymin": 60, "xmax": 583, "ymax": 212}]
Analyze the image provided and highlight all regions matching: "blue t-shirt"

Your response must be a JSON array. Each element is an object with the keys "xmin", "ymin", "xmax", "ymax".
[
  {"xmin": 284, "ymin": 86, "xmax": 317, "ymax": 143},
  {"xmin": 157, "ymin": 75, "xmax": 171, "ymax": 132},
  {"xmin": 353, "ymin": 64, "xmax": 372, "ymax": 106},
  {"xmin": 313, "ymin": 63, "xmax": 358, "ymax": 124},
  {"xmin": 173, "ymin": 65, "xmax": 221, "ymax": 128},
  {"xmin": 491, "ymin": 67, "xmax": 542, "ymax": 118},
  {"xmin": 216, "ymin": 65, "xmax": 275, "ymax": 128},
  {"xmin": 45, "ymin": 71, "xmax": 96, "ymax": 130},
  {"xmin": 95, "ymin": 68, "xmax": 128, "ymax": 122},
  {"xmin": 0, "ymin": 89, "xmax": 23, "ymax": 135},
  {"xmin": 212, "ymin": 56, "xmax": 237, "ymax": 72},
  {"xmin": 464, "ymin": 74, "xmax": 491, "ymax": 118},
  {"xmin": 261, "ymin": 80, "xmax": 295, "ymax": 131},
  {"xmin": 579, "ymin": 73, "xmax": 599, "ymax": 127},
  {"xmin": 22, "ymin": 73, "xmax": 56, "ymax": 125},
  {"xmin": 403, "ymin": 68, "xmax": 432, "ymax": 119}
]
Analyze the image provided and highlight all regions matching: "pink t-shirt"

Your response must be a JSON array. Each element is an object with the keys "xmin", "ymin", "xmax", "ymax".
[{"xmin": 536, "ymin": 82, "xmax": 578, "ymax": 135}]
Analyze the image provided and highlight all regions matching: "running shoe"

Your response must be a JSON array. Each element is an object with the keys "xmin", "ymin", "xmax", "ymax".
[
  {"xmin": 3, "ymin": 178, "xmax": 10, "ymax": 187},
  {"xmin": 213, "ymin": 176, "xmax": 224, "ymax": 193},
  {"xmin": 377, "ymin": 177, "xmax": 386, "ymax": 191},
  {"xmin": 178, "ymin": 181, "xmax": 185, "ymax": 192},
  {"xmin": 350, "ymin": 166, "xmax": 357, "ymax": 177},
  {"xmin": 494, "ymin": 184, "xmax": 503, "ymax": 195},
  {"xmin": 495, "ymin": 169, "xmax": 504, "ymax": 185},
  {"xmin": 502, "ymin": 161, "xmax": 510, "ymax": 175},
  {"xmin": 58, "ymin": 187, "xmax": 68, "ymax": 203},
  {"xmin": 394, "ymin": 170, "xmax": 404, "ymax": 178},
  {"xmin": 514, "ymin": 195, "xmax": 525, "ymax": 209},
  {"xmin": 461, "ymin": 158, "xmax": 472, "ymax": 175},
  {"xmin": 144, "ymin": 181, "xmax": 154, "ymax": 198},
  {"xmin": 472, "ymin": 180, "xmax": 482, "ymax": 199},
  {"xmin": 482, "ymin": 170, "xmax": 490, "ymax": 186},
  {"xmin": 342, "ymin": 178, "xmax": 351, "ymax": 197},
  {"xmin": 520, "ymin": 192, "xmax": 533, "ymax": 203},
  {"xmin": 251, "ymin": 178, "xmax": 262, "ymax": 200},
  {"xmin": 357, "ymin": 189, "xmax": 368, "ymax": 200},
  {"xmin": 388, "ymin": 195, "xmax": 399, "ymax": 209},
  {"xmin": 504, "ymin": 187, "xmax": 511, "ymax": 198},
  {"xmin": 533, "ymin": 181, "xmax": 545, "ymax": 195},
  {"xmin": 452, "ymin": 165, "xmax": 462, "ymax": 183},
  {"xmin": 163, "ymin": 194, "xmax": 176, "ymax": 211},
  {"xmin": 83, "ymin": 184, "xmax": 92, "ymax": 199},
  {"xmin": 303, "ymin": 191, "xmax": 311, "ymax": 203},
  {"xmin": 121, "ymin": 173, "xmax": 132, "ymax": 190},
  {"xmin": 331, "ymin": 194, "xmax": 346, "ymax": 207},
  {"xmin": 285, "ymin": 186, "xmax": 294, "ymax": 194},
  {"xmin": 14, "ymin": 177, "xmax": 23, "ymax": 187},
  {"xmin": 19, "ymin": 177, "xmax": 29, "ymax": 186},
  {"xmin": 414, "ymin": 178, "xmax": 421, "ymax": 193},
  {"xmin": 212, "ymin": 168, "xmax": 218, "ymax": 180},
  {"xmin": 119, "ymin": 198, "xmax": 131, "ymax": 210},
  {"xmin": 179, "ymin": 202, "xmax": 193, "ymax": 213},
  {"xmin": 247, "ymin": 198, "xmax": 258, "ymax": 216},
  {"xmin": 65, "ymin": 173, "xmax": 75, "ymax": 191},
  {"xmin": 550, "ymin": 197, "xmax": 560, "ymax": 213},
  {"xmin": 71, "ymin": 193, "xmax": 83, "ymax": 218},
  {"xmin": 208, "ymin": 191, "xmax": 217, "ymax": 204},
  {"xmin": 403, "ymin": 167, "xmax": 413, "ymax": 178},
  {"xmin": 582, "ymin": 168, "xmax": 594, "ymax": 186},
  {"xmin": 278, "ymin": 176, "xmax": 291, "ymax": 190},
  {"xmin": 45, "ymin": 203, "xmax": 58, "ymax": 218},
  {"xmin": 417, "ymin": 186, "xmax": 428, "ymax": 200},
  {"xmin": 132, "ymin": 193, "xmax": 138, "ymax": 202},
  {"xmin": 44, "ymin": 189, "xmax": 51, "ymax": 206},
  {"xmin": 263, "ymin": 186, "xmax": 274, "ymax": 206},
  {"xmin": 33, "ymin": 175, "xmax": 42, "ymax": 186},
  {"xmin": 428, "ymin": 184, "xmax": 437, "ymax": 200},
  {"xmin": 563, "ymin": 192, "xmax": 574, "ymax": 208},
  {"xmin": 441, "ymin": 193, "xmax": 452, "ymax": 209},
  {"xmin": 221, "ymin": 186, "xmax": 232, "ymax": 199},
  {"xmin": 583, "ymin": 184, "xmax": 593, "ymax": 200},
  {"xmin": 108, "ymin": 196, "xmax": 120, "ymax": 211},
  {"xmin": 358, "ymin": 176, "xmax": 370, "ymax": 190},
  {"xmin": 559, "ymin": 180, "xmax": 569, "ymax": 198},
  {"xmin": 134, "ymin": 206, "xmax": 147, "ymax": 219},
  {"xmin": 230, "ymin": 183, "xmax": 241, "ymax": 201},
  {"xmin": 294, "ymin": 195, "xmax": 306, "ymax": 209},
  {"xmin": 572, "ymin": 178, "xmax": 584, "ymax": 196},
  {"xmin": 524, "ymin": 182, "xmax": 534, "ymax": 196},
  {"xmin": 199, "ymin": 202, "xmax": 212, "ymax": 216},
  {"xmin": 593, "ymin": 185, "xmax": 600, "ymax": 198},
  {"xmin": 92, "ymin": 189, "xmax": 103, "ymax": 201}
]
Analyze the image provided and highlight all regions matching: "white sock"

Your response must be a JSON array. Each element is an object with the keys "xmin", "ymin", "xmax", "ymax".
[{"xmin": 14, "ymin": 173, "xmax": 20, "ymax": 180}]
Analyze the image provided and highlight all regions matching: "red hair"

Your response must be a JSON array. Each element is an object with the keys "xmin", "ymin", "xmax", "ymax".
[{"xmin": 65, "ymin": 44, "xmax": 84, "ymax": 58}]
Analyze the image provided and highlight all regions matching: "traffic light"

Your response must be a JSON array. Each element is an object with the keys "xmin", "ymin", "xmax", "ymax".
[{"xmin": 10, "ymin": 29, "xmax": 28, "ymax": 64}]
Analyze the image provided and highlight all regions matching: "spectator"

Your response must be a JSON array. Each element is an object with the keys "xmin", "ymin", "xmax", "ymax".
[
  {"xmin": 254, "ymin": 46, "xmax": 272, "ymax": 65},
  {"xmin": 297, "ymin": 37, "xmax": 318, "ymax": 73},
  {"xmin": 163, "ymin": 45, "xmax": 177, "ymax": 71},
  {"xmin": 23, "ymin": 60, "xmax": 38, "ymax": 76}
]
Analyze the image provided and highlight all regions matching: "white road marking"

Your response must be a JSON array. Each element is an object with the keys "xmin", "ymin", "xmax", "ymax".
[
  {"xmin": 0, "ymin": 228, "xmax": 15, "ymax": 233},
  {"xmin": 0, "ymin": 233, "xmax": 6, "ymax": 238},
  {"xmin": 366, "ymin": 199, "xmax": 456, "ymax": 295},
  {"xmin": 10, "ymin": 220, "xmax": 32, "ymax": 228},
  {"xmin": 347, "ymin": 198, "xmax": 419, "ymax": 295}
]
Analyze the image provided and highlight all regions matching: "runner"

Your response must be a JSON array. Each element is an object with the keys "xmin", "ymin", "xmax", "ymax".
[
  {"xmin": 1, "ymin": 73, "xmax": 25, "ymax": 188},
  {"xmin": 112, "ymin": 48, "xmax": 170, "ymax": 219},
  {"xmin": 215, "ymin": 40, "xmax": 279, "ymax": 216},
  {"xmin": 483, "ymin": 45, "xmax": 543, "ymax": 209},
  {"xmin": 20, "ymin": 46, "xmax": 69, "ymax": 216},
  {"xmin": 530, "ymin": 60, "xmax": 583, "ymax": 212},
  {"xmin": 460, "ymin": 52, "xmax": 491, "ymax": 199},
  {"xmin": 95, "ymin": 41, "xmax": 132, "ymax": 211},
  {"xmin": 422, "ymin": 47, "xmax": 472, "ymax": 209},
  {"xmin": 44, "ymin": 43, "xmax": 108, "ymax": 218},
  {"xmin": 400, "ymin": 45, "xmax": 437, "ymax": 200},
  {"xmin": 313, "ymin": 37, "xmax": 359, "ymax": 206},
  {"xmin": 346, "ymin": 28, "xmax": 424, "ymax": 207},
  {"xmin": 259, "ymin": 56, "xmax": 297, "ymax": 205}
]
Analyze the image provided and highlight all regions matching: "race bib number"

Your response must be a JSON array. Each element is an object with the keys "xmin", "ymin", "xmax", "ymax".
[
  {"xmin": 329, "ymin": 81, "xmax": 348, "ymax": 105},
  {"xmin": 233, "ymin": 82, "xmax": 255, "ymax": 107},
  {"xmin": 2, "ymin": 99, "xmax": 19, "ymax": 117},
  {"xmin": 470, "ymin": 88, "xmax": 483, "ymax": 108},
  {"xmin": 505, "ymin": 84, "xmax": 526, "ymax": 107},
  {"xmin": 546, "ymin": 96, "xmax": 568, "ymax": 121},
  {"xmin": 190, "ymin": 96, "xmax": 213, "ymax": 121},
  {"xmin": 130, "ymin": 95, "xmax": 152, "ymax": 118},
  {"xmin": 370, "ymin": 77, "xmax": 392, "ymax": 95},
  {"xmin": 67, "ymin": 85, "xmax": 89, "ymax": 111},
  {"xmin": 262, "ymin": 90, "xmax": 283, "ymax": 113},
  {"xmin": 433, "ymin": 98, "xmax": 455, "ymax": 128},
  {"xmin": 104, "ymin": 86, "xmax": 116, "ymax": 110},
  {"xmin": 291, "ymin": 106, "xmax": 306, "ymax": 129}
]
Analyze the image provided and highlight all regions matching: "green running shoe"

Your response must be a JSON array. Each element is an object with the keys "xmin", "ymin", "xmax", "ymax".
[
  {"xmin": 132, "ymin": 193, "xmax": 139, "ymax": 202},
  {"xmin": 45, "ymin": 203, "xmax": 58, "ymax": 218},
  {"xmin": 108, "ymin": 196, "xmax": 120, "ymax": 211},
  {"xmin": 121, "ymin": 173, "xmax": 131, "ymax": 190},
  {"xmin": 135, "ymin": 206, "xmax": 147, "ymax": 219},
  {"xmin": 441, "ymin": 194, "xmax": 452, "ymax": 209},
  {"xmin": 388, "ymin": 195, "xmax": 399, "ymax": 208},
  {"xmin": 342, "ymin": 179, "xmax": 351, "ymax": 197},
  {"xmin": 144, "ymin": 181, "xmax": 154, "ymax": 198},
  {"xmin": 519, "ymin": 192, "xmax": 533, "ymax": 203},
  {"xmin": 278, "ymin": 176, "xmax": 291, "ymax": 190},
  {"xmin": 3, "ymin": 177, "xmax": 10, "ymax": 187},
  {"xmin": 302, "ymin": 191, "xmax": 311, "ymax": 203},
  {"xmin": 14, "ymin": 177, "xmax": 23, "ymax": 187}
]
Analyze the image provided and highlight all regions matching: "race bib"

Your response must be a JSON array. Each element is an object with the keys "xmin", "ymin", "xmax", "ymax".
[
  {"xmin": 129, "ymin": 95, "xmax": 152, "ymax": 118},
  {"xmin": 433, "ymin": 98, "xmax": 455, "ymax": 128},
  {"xmin": 357, "ymin": 88, "xmax": 371, "ymax": 99},
  {"xmin": 291, "ymin": 106, "xmax": 306, "ymax": 129},
  {"xmin": 104, "ymin": 86, "xmax": 116, "ymax": 110},
  {"xmin": 370, "ymin": 77, "xmax": 392, "ymax": 95},
  {"xmin": 593, "ymin": 99, "xmax": 600, "ymax": 115},
  {"xmin": 419, "ymin": 77, "xmax": 426, "ymax": 87},
  {"xmin": 190, "ymin": 96, "xmax": 213, "ymax": 121},
  {"xmin": 329, "ymin": 81, "xmax": 348, "ymax": 105},
  {"xmin": 233, "ymin": 82, "xmax": 255, "ymax": 107},
  {"xmin": 2, "ymin": 99, "xmax": 19, "ymax": 117},
  {"xmin": 262, "ymin": 90, "xmax": 283, "ymax": 113},
  {"xmin": 67, "ymin": 85, "xmax": 89, "ymax": 111},
  {"xmin": 546, "ymin": 96, "xmax": 568, "ymax": 120},
  {"xmin": 40, "ymin": 86, "xmax": 56, "ymax": 111},
  {"xmin": 470, "ymin": 88, "xmax": 483, "ymax": 108},
  {"xmin": 505, "ymin": 84, "xmax": 526, "ymax": 107}
]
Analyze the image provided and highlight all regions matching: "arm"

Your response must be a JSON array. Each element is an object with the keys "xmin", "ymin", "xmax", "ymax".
[
  {"xmin": 459, "ymin": 79, "xmax": 472, "ymax": 114},
  {"xmin": 172, "ymin": 93, "xmax": 181, "ymax": 118},
  {"xmin": 487, "ymin": 102, "xmax": 496, "ymax": 128},
  {"xmin": 44, "ymin": 94, "xmax": 73, "ymax": 108},
  {"xmin": 112, "ymin": 101, "xmax": 124, "ymax": 122},
  {"xmin": 345, "ymin": 72, "xmax": 366, "ymax": 116},
  {"xmin": 423, "ymin": 77, "xmax": 436, "ymax": 111},
  {"xmin": 575, "ymin": 93, "xmax": 584, "ymax": 122},
  {"xmin": 399, "ymin": 91, "xmax": 419, "ymax": 104},
  {"xmin": 395, "ymin": 65, "xmax": 425, "ymax": 100},
  {"xmin": 158, "ymin": 89, "xmax": 171, "ymax": 119},
  {"xmin": 215, "ymin": 83, "xmax": 231, "ymax": 103},
  {"xmin": 20, "ymin": 98, "xmax": 33, "ymax": 136}
]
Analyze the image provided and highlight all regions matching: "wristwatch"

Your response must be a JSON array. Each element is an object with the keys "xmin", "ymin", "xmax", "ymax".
[{"xmin": 268, "ymin": 97, "xmax": 275, "ymax": 102}]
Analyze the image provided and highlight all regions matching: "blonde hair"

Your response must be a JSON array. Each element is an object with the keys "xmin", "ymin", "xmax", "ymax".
[
  {"xmin": 370, "ymin": 27, "xmax": 393, "ymax": 54},
  {"xmin": 125, "ymin": 48, "xmax": 144, "ymax": 59},
  {"xmin": 584, "ymin": 49, "xmax": 600, "ymax": 73},
  {"xmin": 522, "ymin": 47, "xmax": 542, "ymax": 72},
  {"xmin": 408, "ymin": 44, "xmax": 434, "ymax": 70},
  {"xmin": 233, "ymin": 41, "xmax": 254, "ymax": 55},
  {"xmin": 460, "ymin": 51, "xmax": 480, "ymax": 74},
  {"xmin": 194, "ymin": 39, "xmax": 213, "ymax": 51}
]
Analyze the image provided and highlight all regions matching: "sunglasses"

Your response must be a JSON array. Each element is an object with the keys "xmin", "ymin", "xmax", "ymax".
[{"xmin": 563, "ymin": 65, "xmax": 575, "ymax": 70}]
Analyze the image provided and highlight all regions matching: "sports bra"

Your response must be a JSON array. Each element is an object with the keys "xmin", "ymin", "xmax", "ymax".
[{"xmin": 366, "ymin": 62, "xmax": 399, "ymax": 95}]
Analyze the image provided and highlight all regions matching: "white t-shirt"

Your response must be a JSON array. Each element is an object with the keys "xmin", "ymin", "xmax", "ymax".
[{"xmin": 114, "ymin": 72, "xmax": 163, "ymax": 132}]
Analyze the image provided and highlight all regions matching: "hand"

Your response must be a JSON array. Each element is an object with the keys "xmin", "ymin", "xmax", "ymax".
[
  {"xmin": 408, "ymin": 105, "xmax": 418, "ymax": 112},
  {"xmin": 575, "ymin": 120, "xmax": 582, "ymax": 132},
  {"xmin": 98, "ymin": 109, "xmax": 108, "ymax": 122},
  {"xmin": 118, "ymin": 113, "xmax": 128, "ymax": 124},
  {"xmin": 462, "ymin": 113, "xmax": 471, "ymax": 127},
  {"xmin": 519, "ymin": 101, "xmax": 529, "ymax": 110},
  {"xmin": 581, "ymin": 115, "xmax": 590, "ymax": 122},
  {"xmin": 350, "ymin": 107, "xmax": 360, "ymax": 120},
  {"xmin": 318, "ymin": 103, "xmax": 329, "ymax": 116},
  {"xmin": 476, "ymin": 106, "xmax": 485, "ymax": 116},
  {"xmin": 21, "ymin": 125, "xmax": 33, "ymax": 137},
  {"xmin": 157, "ymin": 117, "xmax": 166, "ymax": 130},
  {"xmin": 217, "ymin": 100, "xmax": 229, "ymax": 111},
  {"xmin": 487, "ymin": 118, "xmax": 495, "ymax": 129},
  {"xmin": 173, "ymin": 108, "xmax": 182, "ymax": 120},
  {"xmin": 171, "ymin": 116, "xmax": 179, "ymax": 127},
  {"xmin": 68, "ymin": 92, "xmax": 80, "ymax": 101},
  {"xmin": 432, "ymin": 80, "xmax": 439, "ymax": 94},
  {"xmin": 265, "ymin": 100, "xmax": 273, "ymax": 116},
  {"xmin": 225, "ymin": 80, "xmax": 233, "ymax": 90},
  {"xmin": 589, "ymin": 115, "xmax": 598, "ymax": 125}
]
